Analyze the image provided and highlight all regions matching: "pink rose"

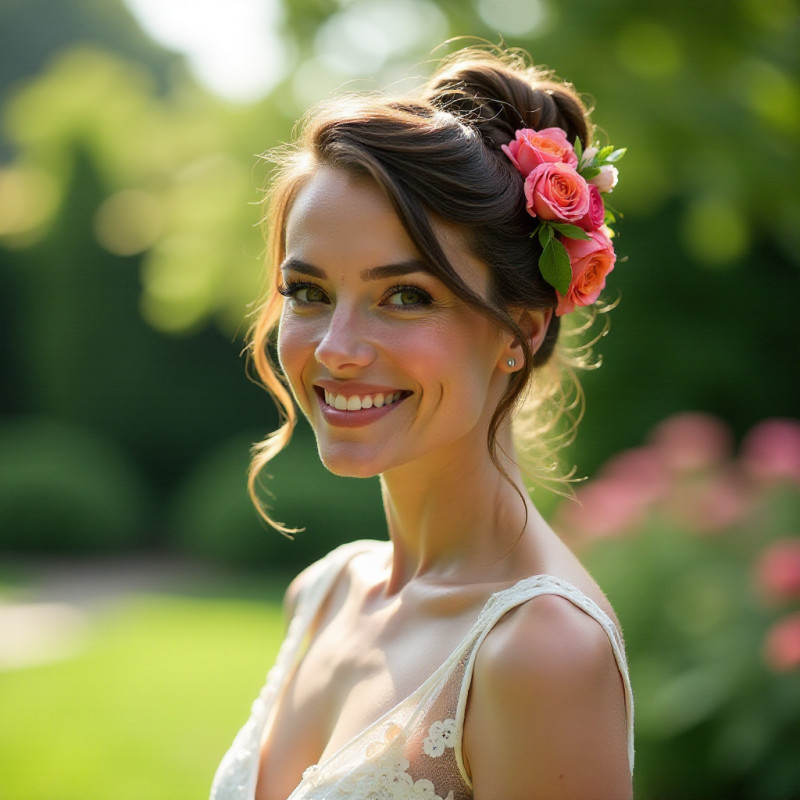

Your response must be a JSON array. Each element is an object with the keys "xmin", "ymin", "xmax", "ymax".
[
  {"xmin": 555, "ymin": 477, "xmax": 648, "ymax": 541},
  {"xmin": 524, "ymin": 163, "xmax": 590, "ymax": 223},
  {"xmin": 590, "ymin": 164, "xmax": 619, "ymax": 193},
  {"xmin": 756, "ymin": 539, "xmax": 800, "ymax": 603},
  {"xmin": 556, "ymin": 228, "xmax": 616, "ymax": 316},
  {"xmin": 577, "ymin": 184, "xmax": 605, "ymax": 231},
  {"xmin": 764, "ymin": 612, "xmax": 800, "ymax": 672},
  {"xmin": 669, "ymin": 469, "xmax": 751, "ymax": 534},
  {"xmin": 648, "ymin": 412, "xmax": 733, "ymax": 472},
  {"xmin": 501, "ymin": 127, "xmax": 578, "ymax": 175},
  {"xmin": 741, "ymin": 419, "xmax": 800, "ymax": 485}
]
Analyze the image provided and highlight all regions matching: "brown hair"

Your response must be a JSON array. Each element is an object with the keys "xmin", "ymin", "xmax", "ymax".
[{"xmin": 248, "ymin": 46, "xmax": 595, "ymax": 529}]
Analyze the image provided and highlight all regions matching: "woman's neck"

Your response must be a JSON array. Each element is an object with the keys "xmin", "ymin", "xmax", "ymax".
[{"xmin": 378, "ymin": 426, "xmax": 544, "ymax": 593}]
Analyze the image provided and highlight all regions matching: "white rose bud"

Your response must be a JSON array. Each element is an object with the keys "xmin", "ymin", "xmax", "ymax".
[
  {"xmin": 580, "ymin": 146, "xmax": 597, "ymax": 170},
  {"xmin": 591, "ymin": 164, "xmax": 619, "ymax": 193}
]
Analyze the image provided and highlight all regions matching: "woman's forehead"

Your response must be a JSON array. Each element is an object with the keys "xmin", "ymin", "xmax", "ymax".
[
  {"xmin": 284, "ymin": 166, "xmax": 490, "ymax": 293},
  {"xmin": 286, "ymin": 168, "xmax": 397, "ymax": 238}
]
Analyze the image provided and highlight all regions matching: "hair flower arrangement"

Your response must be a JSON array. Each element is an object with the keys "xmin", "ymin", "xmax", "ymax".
[{"xmin": 502, "ymin": 127, "xmax": 626, "ymax": 316}]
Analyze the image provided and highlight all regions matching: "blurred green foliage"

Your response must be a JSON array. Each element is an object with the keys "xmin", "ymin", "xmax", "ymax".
[
  {"xmin": 0, "ymin": 416, "xmax": 150, "ymax": 551},
  {"xmin": 167, "ymin": 425, "xmax": 385, "ymax": 569}
]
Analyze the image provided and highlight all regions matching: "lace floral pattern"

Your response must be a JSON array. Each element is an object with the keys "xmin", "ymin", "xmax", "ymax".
[
  {"xmin": 321, "ymin": 723, "xmax": 456, "ymax": 800},
  {"xmin": 422, "ymin": 720, "xmax": 457, "ymax": 758}
]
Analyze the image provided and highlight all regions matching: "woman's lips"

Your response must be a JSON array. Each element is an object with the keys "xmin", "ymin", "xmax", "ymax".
[{"xmin": 313, "ymin": 386, "xmax": 411, "ymax": 427}]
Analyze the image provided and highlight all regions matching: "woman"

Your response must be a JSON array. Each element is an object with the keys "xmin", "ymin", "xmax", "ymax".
[{"xmin": 211, "ymin": 46, "xmax": 634, "ymax": 800}]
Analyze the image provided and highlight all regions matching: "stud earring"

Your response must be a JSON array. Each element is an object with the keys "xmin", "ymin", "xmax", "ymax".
[{"xmin": 507, "ymin": 358, "xmax": 516, "ymax": 368}]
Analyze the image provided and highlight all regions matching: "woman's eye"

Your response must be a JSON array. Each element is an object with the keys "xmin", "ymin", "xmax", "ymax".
[
  {"xmin": 278, "ymin": 282, "xmax": 328, "ymax": 304},
  {"xmin": 296, "ymin": 286, "xmax": 326, "ymax": 303},
  {"xmin": 385, "ymin": 287, "xmax": 432, "ymax": 307}
]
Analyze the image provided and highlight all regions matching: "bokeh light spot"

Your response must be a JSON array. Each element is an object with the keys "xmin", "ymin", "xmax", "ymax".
[
  {"xmin": 315, "ymin": 0, "xmax": 447, "ymax": 76},
  {"xmin": 742, "ymin": 0, "xmax": 798, "ymax": 31},
  {"xmin": 140, "ymin": 235, "xmax": 217, "ymax": 333},
  {"xmin": 616, "ymin": 21, "xmax": 682, "ymax": 78},
  {"xmin": 123, "ymin": 0, "xmax": 287, "ymax": 102},
  {"xmin": 291, "ymin": 57, "xmax": 353, "ymax": 109},
  {"xmin": 736, "ymin": 59, "xmax": 800, "ymax": 134},
  {"xmin": 476, "ymin": 0, "xmax": 549, "ymax": 37},
  {"xmin": 94, "ymin": 190, "xmax": 163, "ymax": 256},
  {"xmin": 681, "ymin": 196, "xmax": 749, "ymax": 266},
  {"xmin": 0, "ymin": 167, "xmax": 59, "ymax": 247}
]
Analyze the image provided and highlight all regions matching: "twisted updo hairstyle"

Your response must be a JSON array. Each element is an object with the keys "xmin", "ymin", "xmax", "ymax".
[{"xmin": 249, "ymin": 46, "xmax": 596, "ymax": 528}]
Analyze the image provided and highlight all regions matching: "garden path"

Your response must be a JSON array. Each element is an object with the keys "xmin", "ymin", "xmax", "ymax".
[{"xmin": 0, "ymin": 555, "xmax": 207, "ymax": 670}]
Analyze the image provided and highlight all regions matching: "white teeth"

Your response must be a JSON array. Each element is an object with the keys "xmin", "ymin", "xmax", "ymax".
[{"xmin": 322, "ymin": 390, "xmax": 405, "ymax": 410}]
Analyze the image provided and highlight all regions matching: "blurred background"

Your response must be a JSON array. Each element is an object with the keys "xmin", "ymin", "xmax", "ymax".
[{"xmin": 0, "ymin": 0, "xmax": 797, "ymax": 797}]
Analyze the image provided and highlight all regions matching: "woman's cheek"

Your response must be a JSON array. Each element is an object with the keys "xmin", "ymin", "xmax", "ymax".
[{"xmin": 277, "ymin": 315, "xmax": 313, "ymax": 405}]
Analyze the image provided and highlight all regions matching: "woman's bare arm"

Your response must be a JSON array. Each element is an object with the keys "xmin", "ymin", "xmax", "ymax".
[{"xmin": 464, "ymin": 594, "xmax": 632, "ymax": 800}]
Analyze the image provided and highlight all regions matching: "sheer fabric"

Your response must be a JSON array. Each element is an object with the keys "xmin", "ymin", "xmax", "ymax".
[{"xmin": 210, "ymin": 540, "xmax": 634, "ymax": 800}]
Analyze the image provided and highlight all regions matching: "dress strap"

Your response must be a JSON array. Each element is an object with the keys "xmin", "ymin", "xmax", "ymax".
[{"xmin": 452, "ymin": 574, "xmax": 635, "ymax": 787}]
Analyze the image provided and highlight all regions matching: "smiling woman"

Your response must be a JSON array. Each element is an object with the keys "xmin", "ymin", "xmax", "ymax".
[
  {"xmin": 276, "ymin": 167, "xmax": 509, "ymax": 478},
  {"xmin": 210, "ymin": 44, "xmax": 633, "ymax": 800}
]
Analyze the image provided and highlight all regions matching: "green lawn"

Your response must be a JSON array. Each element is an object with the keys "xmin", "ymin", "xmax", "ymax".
[{"xmin": 0, "ymin": 578, "xmax": 290, "ymax": 800}]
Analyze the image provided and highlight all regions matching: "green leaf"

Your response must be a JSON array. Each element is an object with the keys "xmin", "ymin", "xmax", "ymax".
[
  {"xmin": 539, "ymin": 239, "xmax": 572, "ymax": 295},
  {"xmin": 573, "ymin": 136, "xmax": 583, "ymax": 164},
  {"xmin": 537, "ymin": 223, "xmax": 554, "ymax": 249},
  {"xmin": 551, "ymin": 222, "xmax": 591, "ymax": 240},
  {"xmin": 607, "ymin": 147, "xmax": 627, "ymax": 163},
  {"xmin": 580, "ymin": 166, "xmax": 601, "ymax": 180},
  {"xmin": 596, "ymin": 145, "xmax": 614, "ymax": 162}
]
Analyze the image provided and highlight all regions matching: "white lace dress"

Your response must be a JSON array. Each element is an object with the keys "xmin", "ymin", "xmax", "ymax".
[{"xmin": 210, "ymin": 540, "xmax": 634, "ymax": 800}]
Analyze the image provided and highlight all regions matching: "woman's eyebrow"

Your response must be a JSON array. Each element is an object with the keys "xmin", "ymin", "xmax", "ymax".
[
  {"xmin": 280, "ymin": 257, "xmax": 432, "ymax": 281},
  {"xmin": 359, "ymin": 260, "xmax": 431, "ymax": 280},
  {"xmin": 279, "ymin": 257, "xmax": 325, "ymax": 278}
]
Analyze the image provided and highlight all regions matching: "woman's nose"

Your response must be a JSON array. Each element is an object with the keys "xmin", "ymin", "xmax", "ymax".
[{"xmin": 314, "ymin": 305, "xmax": 377, "ymax": 371}]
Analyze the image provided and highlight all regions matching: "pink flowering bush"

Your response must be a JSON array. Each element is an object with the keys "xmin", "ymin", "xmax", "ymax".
[{"xmin": 555, "ymin": 413, "xmax": 800, "ymax": 799}]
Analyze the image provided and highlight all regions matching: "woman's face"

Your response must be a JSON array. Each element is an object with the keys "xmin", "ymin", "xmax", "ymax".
[{"xmin": 277, "ymin": 166, "xmax": 514, "ymax": 479}]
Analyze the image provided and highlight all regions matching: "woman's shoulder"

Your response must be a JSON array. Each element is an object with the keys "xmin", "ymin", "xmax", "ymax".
[
  {"xmin": 463, "ymin": 590, "xmax": 632, "ymax": 798},
  {"xmin": 477, "ymin": 589, "xmax": 618, "ymax": 691},
  {"xmin": 283, "ymin": 538, "xmax": 390, "ymax": 619}
]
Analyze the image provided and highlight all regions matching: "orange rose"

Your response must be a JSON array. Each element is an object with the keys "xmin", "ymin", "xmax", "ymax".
[{"xmin": 556, "ymin": 228, "xmax": 616, "ymax": 316}]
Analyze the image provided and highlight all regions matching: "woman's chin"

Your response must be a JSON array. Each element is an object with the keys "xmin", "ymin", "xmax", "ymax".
[{"xmin": 318, "ymin": 450, "xmax": 383, "ymax": 480}]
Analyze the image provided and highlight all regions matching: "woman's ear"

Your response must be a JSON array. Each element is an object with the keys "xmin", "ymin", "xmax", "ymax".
[{"xmin": 500, "ymin": 308, "xmax": 553, "ymax": 372}]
